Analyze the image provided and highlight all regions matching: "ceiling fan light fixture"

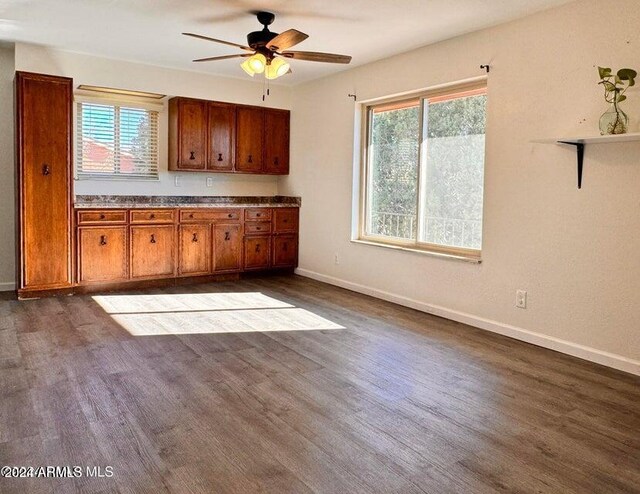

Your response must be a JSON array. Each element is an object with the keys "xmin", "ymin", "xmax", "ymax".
[
  {"xmin": 248, "ymin": 53, "xmax": 266, "ymax": 73},
  {"xmin": 265, "ymin": 57, "xmax": 291, "ymax": 80},
  {"xmin": 240, "ymin": 58, "xmax": 255, "ymax": 76}
]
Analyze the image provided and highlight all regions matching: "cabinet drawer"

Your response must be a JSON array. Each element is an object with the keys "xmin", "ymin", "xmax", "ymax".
[
  {"xmin": 180, "ymin": 209, "xmax": 241, "ymax": 222},
  {"xmin": 77, "ymin": 210, "xmax": 127, "ymax": 225},
  {"xmin": 244, "ymin": 221, "xmax": 271, "ymax": 234},
  {"xmin": 244, "ymin": 208, "xmax": 272, "ymax": 221},
  {"xmin": 130, "ymin": 209, "xmax": 175, "ymax": 224},
  {"xmin": 273, "ymin": 208, "xmax": 299, "ymax": 233}
]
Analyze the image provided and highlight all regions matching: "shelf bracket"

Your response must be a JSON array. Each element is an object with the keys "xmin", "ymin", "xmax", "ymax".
[{"xmin": 558, "ymin": 141, "xmax": 585, "ymax": 189}]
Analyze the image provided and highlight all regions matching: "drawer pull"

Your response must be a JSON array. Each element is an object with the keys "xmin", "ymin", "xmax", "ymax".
[
  {"xmin": 100, "ymin": 235, "xmax": 107, "ymax": 246},
  {"xmin": 256, "ymin": 213, "xmax": 261, "ymax": 217},
  {"xmin": 217, "ymin": 153, "xmax": 223, "ymax": 161},
  {"xmin": 189, "ymin": 151, "xmax": 196, "ymax": 160},
  {"xmin": 100, "ymin": 214, "xmax": 105, "ymax": 219},
  {"xmin": 283, "ymin": 219, "xmax": 288, "ymax": 223},
  {"xmin": 189, "ymin": 213, "xmax": 194, "ymax": 218},
  {"xmin": 248, "ymin": 154, "xmax": 253, "ymax": 164},
  {"xmin": 224, "ymin": 231, "xmax": 230, "ymax": 241},
  {"xmin": 150, "ymin": 213, "xmax": 155, "ymax": 219},
  {"xmin": 42, "ymin": 164, "xmax": 50, "ymax": 175},
  {"xmin": 228, "ymin": 213, "xmax": 233, "ymax": 218},
  {"xmin": 255, "ymin": 244, "xmax": 260, "ymax": 253},
  {"xmin": 192, "ymin": 232, "xmax": 198, "ymax": 242},
  {"xmin": 150, "ymin": 234, "xmax": 156, "ymax": 244},
  {"xmin": 256, "ymin": 226, "xmax": 261, "ymax": 231}
]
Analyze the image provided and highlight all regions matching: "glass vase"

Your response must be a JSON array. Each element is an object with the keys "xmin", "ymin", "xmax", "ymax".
[{"xmin": 599, "ymin": 104, "xmax": 628, "ymax": 135}]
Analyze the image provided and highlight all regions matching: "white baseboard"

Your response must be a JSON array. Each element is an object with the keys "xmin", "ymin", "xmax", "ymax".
[
  {"xmin": 295, "ymin": 268, "xmax": 640, "ymax": 377},
  {"xmin": 0, "ymin": 281, "xmax": 15, "ymax": 292}
]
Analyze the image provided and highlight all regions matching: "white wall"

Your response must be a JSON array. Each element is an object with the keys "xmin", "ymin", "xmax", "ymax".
[
  {"xmin": 14, "ymin": 43, "xmax": 292, "ymax": 197},
  {"xmin": 0, "ymin": 44, "xmax": 15, "ymax": 291},
  {"xmin": 281, "ymin": 0, "xmax": 640, "ymax": 373}
]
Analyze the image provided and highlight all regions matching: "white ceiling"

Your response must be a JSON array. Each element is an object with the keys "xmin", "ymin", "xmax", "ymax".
[{"xmin": 0, "ymin": 0, "xmax": 574, "ymax": 85}]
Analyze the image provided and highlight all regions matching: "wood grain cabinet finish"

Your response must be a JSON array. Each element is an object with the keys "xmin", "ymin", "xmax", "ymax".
[
  {"xmin": 272, "ymin": 235, "xmax": 298, "ymax": 268},
  {"xmin": 130, "ymin": 225, "xmax": 176, "ymax": 279},
  {"xmin": 169, "ymin": 98, "xmax": 207, "ymax": 171},
  {"xmin": 78, "ymin": 226, "xmax": 128, "ymax": 283},
  {"xmin": 16, "ymin": 72, "xmax": 73, "ymax": 296},
  {"xmin": 274, "ymin": 208, "xmax": 299, "ymax": 233},
  {"xmin": 213, "ymin": 224, "xmax": 243, "ymax": 272},
  {"xmin": 236, "ymin": 106, "xmax": 264, "ymax": 173},
  {"xmin": 207, "ymin": 102, "xmax": 236, "ymax": 171},
  {"xmin": 77, "ymin": 210, "xmax": 127, "ymax": 225},
  {"xmin": 178, "ymin": 224, "xmax": 211, "ymax": 276},
  {"xmin": 264, "ymin": 109, "xmax": 290, "ymax": 174},
  {"xmin": 243, "ymin": 235, "xmax": 271, "ymax": 271}
]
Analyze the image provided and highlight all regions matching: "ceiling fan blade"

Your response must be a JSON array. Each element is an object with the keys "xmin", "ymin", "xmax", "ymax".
[
  {"xmin": 193, "ymin": 54, "xmax": 251, "ymax": 62},
  {"xmin": 281, "ymin": 51, "xmax": 352, "ymax": 64},
  {"xmin": 183, "ymin": 32, "xmax": 252, "ymax": 51},
  {"xmin": 266, "ymin": 29, "xmax": 308, "ymax": 51}
]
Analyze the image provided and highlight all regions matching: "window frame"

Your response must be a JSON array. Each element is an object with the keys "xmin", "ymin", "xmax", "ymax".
[
  {"xmin": 74, "ymin": 94, "xmax": 163, "ymax": 181},
  {"xmin": 357, "ymin": 79, "xmax": 487, "ymax": 262}
]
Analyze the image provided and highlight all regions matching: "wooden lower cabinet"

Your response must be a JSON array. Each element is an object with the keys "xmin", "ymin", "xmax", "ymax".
[
  {"xmin": 272, "ymin": 235, "xmax": 298, "ymax": 268},
  {"xmin": 130, "ymin": 225, "xmax": 176, "ymax": 279},
  {"xmin": 78, "ymin": 226, "xmax": 128, "ymax": 283},
  {"xmin": 243, "ymin": 235, "xmax": 271, "ymax": 270},
  {"xmin": 178, "ymin": 224, "xmax": 211, "ymax": 276},
  {"xmin": 213, "ymin": 223, "xmax": 242, "ymax": 272}
]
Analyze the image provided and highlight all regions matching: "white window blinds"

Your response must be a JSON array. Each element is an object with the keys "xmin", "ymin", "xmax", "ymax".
[{"xmin": 76, "ymin": 101, "xmax": 159, "ymax": 180}]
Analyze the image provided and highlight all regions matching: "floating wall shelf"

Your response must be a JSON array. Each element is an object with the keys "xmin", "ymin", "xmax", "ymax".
[{"xmin": 533, "ymin": 133, "xmax": 640, "ymax": 189}]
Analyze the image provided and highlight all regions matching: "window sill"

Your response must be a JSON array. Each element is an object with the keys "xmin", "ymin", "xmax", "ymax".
[{"xmin": 351, "ymin": 238, "xmax": 482, "ymax": 264}]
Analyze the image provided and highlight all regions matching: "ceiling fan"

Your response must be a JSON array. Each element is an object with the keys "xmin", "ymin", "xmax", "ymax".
[{"xmin": 183, "ymin": 11, "xmax": 352, "ymax": 81}]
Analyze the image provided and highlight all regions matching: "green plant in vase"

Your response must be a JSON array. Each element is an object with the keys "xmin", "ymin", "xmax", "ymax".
[{"xmin": 597, "ymin": 66, "xmax": 637, "ymax": 135}]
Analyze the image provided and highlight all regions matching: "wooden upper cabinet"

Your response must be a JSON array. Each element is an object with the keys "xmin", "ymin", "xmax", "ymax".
[
  {"xmin": 207, "ymin": 102, "xmax": 235, "ymax": 172},
  {"xmin": 235, "ymin": 106, "xmax": 264, "ymax": 173},
  {"xmin": 264, "ymin": 109, "xmax": 290, "ymax": 174},
  {"xmin": 16, "ymin": 72, "xmax": 73, "ymax": 294},
  {"xmin": 169, "ymin": 98, "xmax": 207, "ymax": 170}
]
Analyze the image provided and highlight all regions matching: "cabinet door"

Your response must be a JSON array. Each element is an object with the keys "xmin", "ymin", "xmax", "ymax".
[
  {"xmin": 130, "ymin": 225, "xmax": 176, "ymax": 279},
  {"xmin": 264, "ymin": 109, "xmax": 290, "ymax": 174},
  {"xmin": 78, "ymin": 227, "xmax": 128, "ymax": 283},
  {"xmin": 17, "ymin": 72, "xmax": 72, "ymax": 291},
  {"xmin": 208, "ymin": 102, "xmax": 235, "ymax": 172},
  {"xmin": 178, "ymin": 224, "xmax": 211, "ymax": 276},
  {"xmin": 236, "ymin": 106, "xmax": 264, "ymax": 172},
  {"xmin": 272, "ymin": 235, "xmax": 298, "ymax": 268},
  {"xmin": 213, "ymin": 223, "xmax": 242, "ymax": 272},
  {"xmin": 273, "ymin": 208, "xmax": 299, "ymax": 233},
  {"xmin": 176, "ymin": 98, "xmax": 207, "ymax": 170},
  {"xmin": 243, "ymin": 235, "xmax": 271, "ymax": 271}
]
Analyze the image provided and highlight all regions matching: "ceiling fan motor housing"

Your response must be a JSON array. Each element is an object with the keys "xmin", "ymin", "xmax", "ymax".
[{"xmin": 247, "ymin": 29, "xmax": 278, "ymax": 49}]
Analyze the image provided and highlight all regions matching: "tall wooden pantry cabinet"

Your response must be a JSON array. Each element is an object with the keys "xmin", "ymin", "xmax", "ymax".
[{"xmin": 15, "ymin": 72, "xmax": 74, "ymax": 298}]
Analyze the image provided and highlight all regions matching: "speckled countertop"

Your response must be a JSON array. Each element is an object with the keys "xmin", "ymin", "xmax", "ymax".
[{"xmin": 74, "ymin": 195, "xmax": 301, "ymax": 209}]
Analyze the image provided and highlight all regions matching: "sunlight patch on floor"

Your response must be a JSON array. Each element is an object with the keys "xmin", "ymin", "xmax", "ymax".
[{"xmin": 92, "ymin": 292, "xmax": 344, "ymax": 336}]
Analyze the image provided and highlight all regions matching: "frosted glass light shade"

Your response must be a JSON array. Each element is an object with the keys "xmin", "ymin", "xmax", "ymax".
[
  {"xmin": 265, "ymin": 57, "xmax": 291, "ymax": 80},
  {"xmin": 248, "ymin": 53, "xmax": 266, "ymax": 73},
  {"xmin": 240, "ymin": 59, "xmax": 255, "ymax": 76}
]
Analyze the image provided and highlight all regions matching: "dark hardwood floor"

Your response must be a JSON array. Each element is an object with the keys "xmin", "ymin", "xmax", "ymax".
[{"xmin": 0, "ymin": 274, "xmax": 639, "ymax": 493}]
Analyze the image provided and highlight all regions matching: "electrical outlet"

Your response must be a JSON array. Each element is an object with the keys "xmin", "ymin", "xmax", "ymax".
[
  {"xmin": 174, "ymin": 175, "xmax": 181, "ymax": 187},
  {"xmin": 334, "ymin": 253, "xmax": 339, "ymax": 265},
  {"xmin": 206, "ymin": 177, "xmax": 213, "ymax": 187},
  {"xmin": 516, "ymin": 290, "xmax": 527, "ymax": 309}
]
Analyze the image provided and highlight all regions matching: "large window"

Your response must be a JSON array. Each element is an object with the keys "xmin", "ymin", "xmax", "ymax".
[
  {"xmin": 76, "ymin": 100, "xmax": 159, "ymax": 180},
  {"xmin": 361, "ymin": 82, "xmax": 487, "ymax": 260}
]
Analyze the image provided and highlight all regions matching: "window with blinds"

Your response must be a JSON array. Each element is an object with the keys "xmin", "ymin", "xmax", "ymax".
[{"xmin": 76, "ymin": 101, "xmax": 159, "ymax": 180}]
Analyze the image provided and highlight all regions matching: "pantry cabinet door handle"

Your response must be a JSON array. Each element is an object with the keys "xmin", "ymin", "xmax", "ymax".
[
  {"xmin": 224, "ymin": 232, "xmax": 230, "ymax": 241},
  {"xmin": 248, "ymin": 154, "xmax": 253, "ymax": 164},
  {"xmin": 150, "ymin": 234, "xmax": 156, "ymax": 244},
  {"xmin": 99, "ymin": 235, "xmax": 107, "ymax": 246},
  {"xmin": 192, "ymin": 233, "xmax": 198, "ymax": 242},
  {"xmin": 42, "ymin": 164, "xmax": 50, "ymax": 175}
]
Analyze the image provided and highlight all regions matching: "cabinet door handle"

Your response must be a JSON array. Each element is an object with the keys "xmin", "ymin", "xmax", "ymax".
[
  {"xmin": 192, "ymin": 232, "xmax": 198, "ymax": 242},
  {"xmin": 224, "ymin": 231, "xmax": 230, "ymax": 241},
  {"xmin": 248, "ymin": 154, "xmax": 253, "ymax": 163},
  {"xmin": 189, "ymin": 151, "xmax": 196, "ymax": 160},
  {"xmin": 150, "ymin": 234, "xmax": 156, "ymax": 244},
  {"xmin": 283, "ymin": 243, "xmax": 288, "ymax": 251},
  {"xmin": 100, "ymin": 235, "xmax": 107, "ymax": 246},
  {"xmin": 217, "ymin": 153, "xmax": 223, "ymax": 161},
  {"xmin": 42, "ymin": 164, "xmax": 50, "ymax": 175},
  {"xmin": 274, "ymin": 157, "xmax": 279, "ymax": 166},
  {"xmin": 256, "ymin": 244, "xmax": 260, "ymax": 253}
]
